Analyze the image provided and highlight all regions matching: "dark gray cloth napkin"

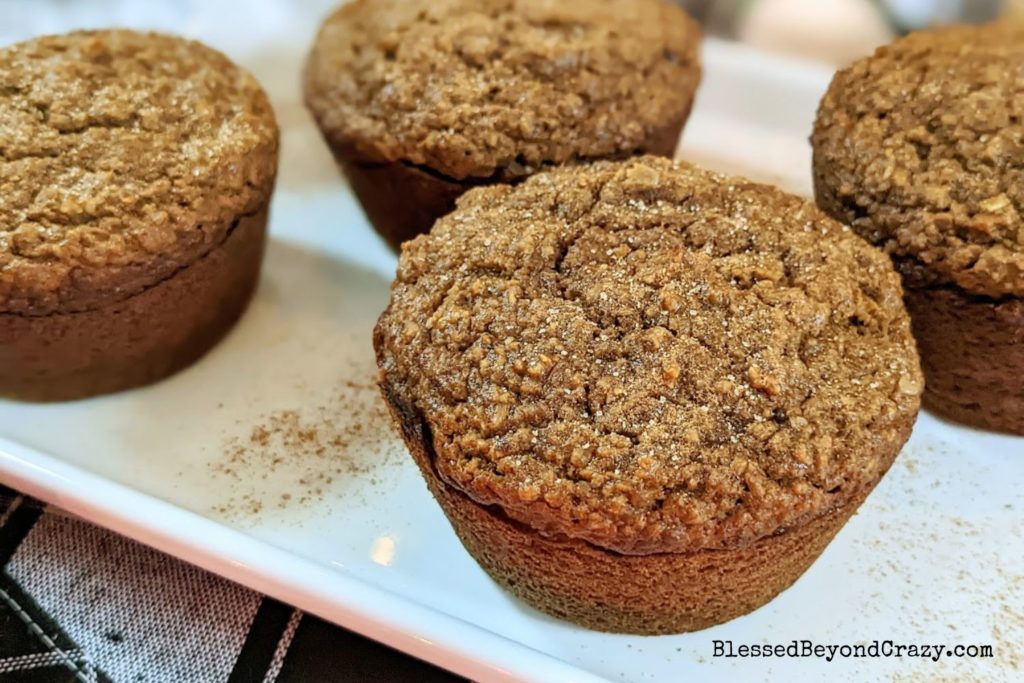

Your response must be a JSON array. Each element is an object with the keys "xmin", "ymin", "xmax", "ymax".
[{"xmin": 0, "ymin": 485, "xmax": 461, "ymax": 683}]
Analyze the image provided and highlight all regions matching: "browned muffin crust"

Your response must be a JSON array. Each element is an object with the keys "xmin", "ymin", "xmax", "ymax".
[
  {"xmin": 812, "ymin": 22, "xmax": 1024, "ymax": 299},
  {"xmin": 375, "ymin": 157, "xmax": 922, "ymax": 556},
  {"xmin": 304, "ymin": 0, "xmax": 701, "ymax": 181},
  {"xmin": 384, "ymin": 375, "xmax": 882, "ymax": 633},
  {"xmin": 435, "ymin": 472, "xmax": 865, "ymax": 634},
  {"xmin": 338, "ymin": 105, "xmax": 690, "ymax": 251},
  {"xmin": 902, "ymin": 285, "xmax": 1024, "ymax": 434},
  {"xmin": 813, "ymin": 22, "xmax": 1024, "ymax": 434},
  {"xmin": 0, "ymin": 30, "xmax": 278, "ymax": 316},
  {"xmin": 0, "ymin": 207, "xmax": 267, "ymax": 401}
]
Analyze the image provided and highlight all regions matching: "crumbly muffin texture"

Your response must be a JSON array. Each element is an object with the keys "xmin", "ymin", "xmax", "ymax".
[
  {"xmin": 376, "ymin": 157, "xmax": 921, "ymax": 554},
  {"xmin": 813, "ymin": 22, "xmax": 1024, "ymax": 298},
  {"xmin": 305, "ymin": 0, "xmax": 700, "ymax": 180},
  {"xmin": 0, "ymin": 30, "xmax": 278, "ymax": 315}
]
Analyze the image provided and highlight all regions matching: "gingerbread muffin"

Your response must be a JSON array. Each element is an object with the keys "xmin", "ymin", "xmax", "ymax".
[
  {"xmin": 813, "ymin": 23, "xmax": 1024, "ymax": 434},
  {"xmin": 0, "ymin": 30, "xmax": 278, "ymax": 401},
  {"xmin": 304, "ymin": 0, "xmax": 701, "ymax": 250},
  {"xmin": 375, "ymin": 157, "xmax": 921, "ymax": 634}
]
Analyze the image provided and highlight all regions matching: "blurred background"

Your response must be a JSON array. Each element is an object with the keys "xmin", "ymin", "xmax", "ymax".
[
  {"xmin": 679, "ymin": 0, "xmax": 1023, "ymax": 65},
  {"xmin": 1, "ymin": 0, "xmax": 1022, "ymax": 68}
]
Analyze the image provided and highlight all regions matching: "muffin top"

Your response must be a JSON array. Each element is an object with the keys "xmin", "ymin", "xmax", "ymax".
[
  {"xmin": 304, "ymin": 0, "xmax": 700, "ymax": 180},
  {"xmin": 375, "ymin": 157, "xmax": 921, "ymax": 554},
  {"xmin": 0, "ymin": 30, "xmax": 278, "ymax": 316},
  {"xmin": 813, "ymin": 23, "xmax": 1024, "ymax": 298}
]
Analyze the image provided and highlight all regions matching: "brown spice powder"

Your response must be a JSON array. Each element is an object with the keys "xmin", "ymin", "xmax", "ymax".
[{"xmin": 208, "ymin": 372, "xmax": 404, "ymax": 521}]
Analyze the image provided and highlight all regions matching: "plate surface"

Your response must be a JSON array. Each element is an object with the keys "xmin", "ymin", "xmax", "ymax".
[{"xmin": 1, "ymin": 4, "xmax": 1022, "ymax": 682}]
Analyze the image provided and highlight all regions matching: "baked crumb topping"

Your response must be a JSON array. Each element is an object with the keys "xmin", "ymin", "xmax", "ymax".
[
  {"xmin": 813, "ymin": 22, "xmax": 1024, "ymax": 298},
  {"xmin": 376, "ymin": 157, "xmax": 921, "ymax": 553},
  {"xmin": 0, "ymin": 30, "xmax": 278, "ymax": 314},
  {"xmin": 305, "ymin": 0, "xmax": 700, "ymax": 180}
]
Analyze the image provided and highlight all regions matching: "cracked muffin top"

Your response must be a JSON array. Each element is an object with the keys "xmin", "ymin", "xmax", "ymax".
[
  {"xmin": 813, "ymin": 22, "xmax": 1024, "ymax": 298},
  {"xmin": 304, "ymin": 0, "xmax": 701, "ymax": 181},
  {"xmin": 375, "ymin": 157, "xmax": 922, "ymax": 554},
  {"xmin": 0, "ymin": 30, "xmax": 278, "ymax": 315}
]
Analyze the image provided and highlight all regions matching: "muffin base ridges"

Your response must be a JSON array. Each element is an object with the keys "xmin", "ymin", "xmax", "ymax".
[
  {"xmin": 904, "ymin": 285, "xmax": 1024, "ymax": 435},
  {"xmin": 0, "ymin": 206, "xmax": 268, "ymax": 401},
  {"xmin": 379, "ymin": 379, "xmax": 881, "ymax": 635}
]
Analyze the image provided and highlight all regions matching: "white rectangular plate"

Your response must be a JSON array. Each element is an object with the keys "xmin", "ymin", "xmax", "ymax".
[{"xmin": 1, "ymin": 4, "xmax": 1022, "ymax": 682}]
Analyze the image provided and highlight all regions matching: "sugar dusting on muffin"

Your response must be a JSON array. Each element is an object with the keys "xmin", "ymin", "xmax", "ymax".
[
  {"xmin": 813, "ymin": 22, "xmax": 1024, "ymax": 298},
  {"xmin": 375, "ymin": 156, "xmax": 921, "ymax": 554},
  {"xmin": 0, "ymin": 30, "xmax": 278, "ymax": 315},
  {"xmin": 304, "ymin": 0, "xmax": 701, "ymax": 179}
]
